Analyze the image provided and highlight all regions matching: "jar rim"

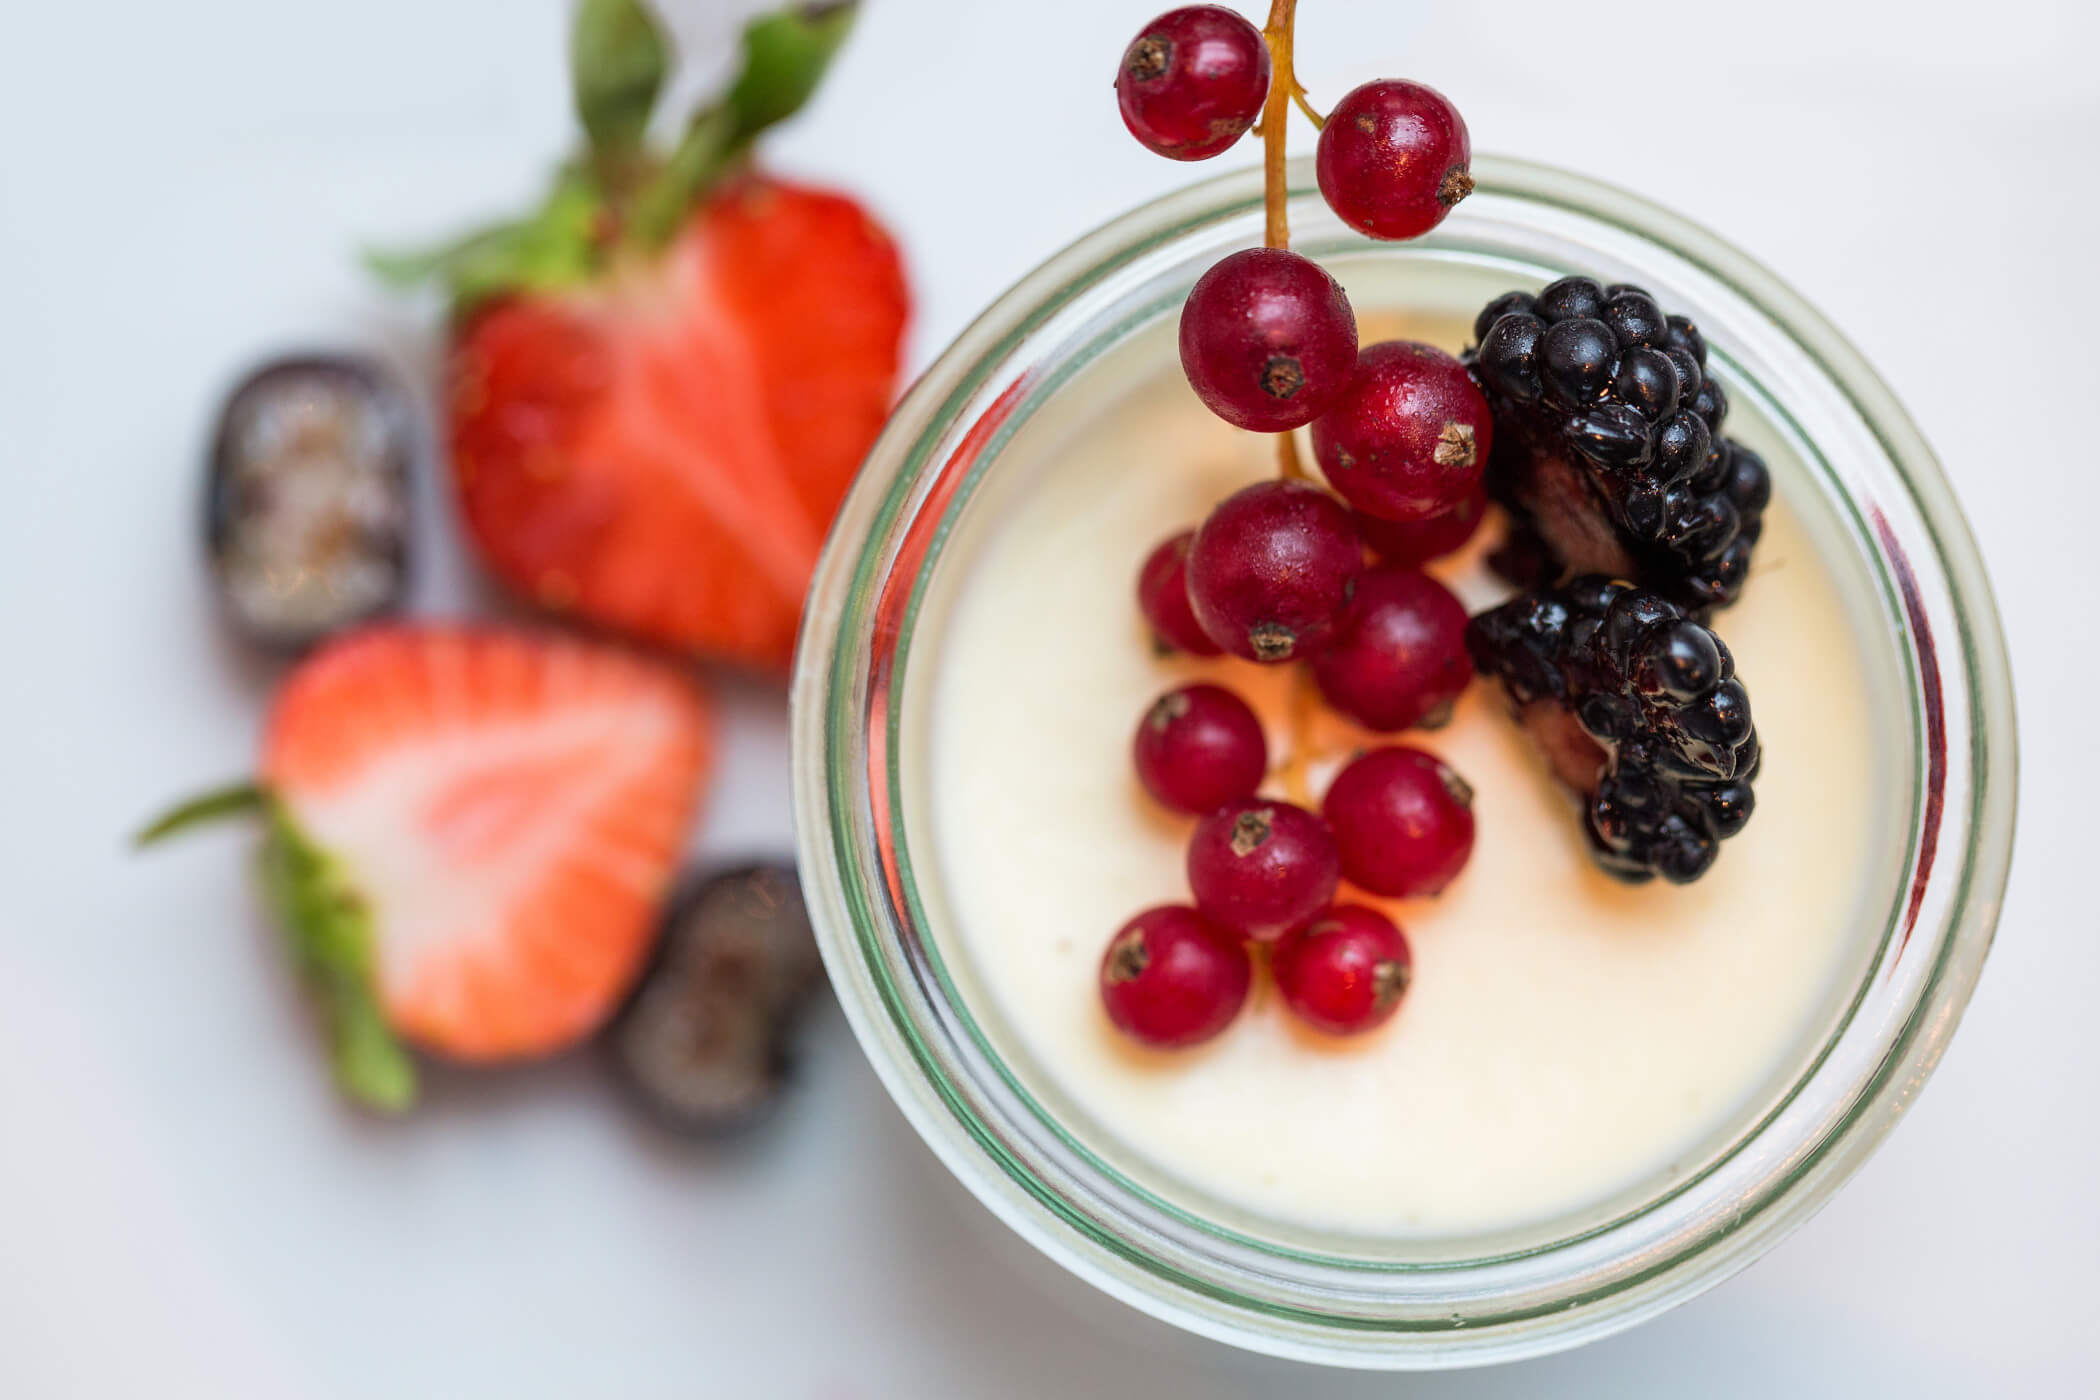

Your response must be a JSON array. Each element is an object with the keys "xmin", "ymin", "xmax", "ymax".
[{"xmin": 789, "ymin": 154, "xmax": 2017, "ymax": 1368}]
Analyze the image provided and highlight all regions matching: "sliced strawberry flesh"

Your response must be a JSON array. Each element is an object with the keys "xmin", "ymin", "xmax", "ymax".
[
  {"xmin": 263, "ymin": 626, "xmax": 714, "ymax": 1061},
  {"xmin": 705, "ymin": 179, "xmax": 910, "ymax": 528}
]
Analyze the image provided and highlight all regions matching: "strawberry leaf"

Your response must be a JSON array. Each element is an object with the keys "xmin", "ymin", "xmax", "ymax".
[
  {"xmin": 571, "ymin": 0, "xmax": 669, "ymax": 175},
  {"xmin": 723, "ymin": 2, "xmax": 859, "ymax": 144},
  {"xmin": 628, "ymin": 1, "xmax": 858, "ymax": 249},
  {"xmin": 134, "ymin": 782, "xmax": 264, "ymax": 846},
  {"xmin": 370, "ymin": 1, "xmax": 859, "ymax": 295},
  {"xmin": 259, "ymin": 800, "xmax": 417, "ymax": 1112},
  {"xmin": 365, "ymin": 167, "xmax": 607, "ymax": 315},
  {"xmin": 136, "ymin": 784, "xmax": 415, "ymax": 1110}
]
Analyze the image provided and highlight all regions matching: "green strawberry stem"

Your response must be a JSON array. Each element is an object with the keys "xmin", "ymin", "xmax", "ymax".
[
  {"xmin": 137, "ymin": 786, "xmax": 417, "ymax": 1112},
  {"xmin": 572, "ymin": 0, "xmax": 670, "ymax": 194},
  {"xmin": 134, "ymin": 781, "xmax": 265, "ymax": 845},
  {"xmin": 371, "ymin": 0, "xmax": 860, "ymax": 312},
  {"xmin": 256, "ymin": 801, "xmax": 416, "ymax": 1111},
  {"xmin": 626, "ymin": 105, "xmax": 740, "ymax": 251},
  {"xmin": 629, "ymin": 3, "xmax": 858, "ymax": 248}
]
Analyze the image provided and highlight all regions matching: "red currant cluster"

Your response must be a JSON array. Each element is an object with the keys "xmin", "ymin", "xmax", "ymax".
[
  {"xmin": 1111, "ymin": 688, "xmax": 1477, "ymax": 1045},
  {"xmin": 1100, "ymin": 5, "xmax": 1489, "ymax": 1051}
]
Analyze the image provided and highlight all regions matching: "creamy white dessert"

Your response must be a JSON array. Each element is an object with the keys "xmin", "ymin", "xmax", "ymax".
[{"xmin": 903, "ymin": 287, "xmax": 1902, "ymax": 1239}]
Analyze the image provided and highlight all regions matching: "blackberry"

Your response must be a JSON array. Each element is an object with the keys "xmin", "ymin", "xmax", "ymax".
[
  {"xmin": 1465, "ymin": 578, "xmax": 1759, "ymax": 884},
  {"xmin": 1464, "ymin": 278, "xmax": 1771, "ymax": 613}
]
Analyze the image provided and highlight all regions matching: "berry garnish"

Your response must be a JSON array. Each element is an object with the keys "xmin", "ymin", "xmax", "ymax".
[
  {"xmin": 1105, "ymin": 4, "xmax": 1490, "ymax": 1046},
  {"xmin": 1466, "ymin": 279, "xmax": 1771, "ymax": 613},
  {"xmin": 207, "ymin": 355, "xmax": 412, "ymax": 651},
  {"xmin": 1322, "ymin": 746, "xmax": 1476, "ymax": 897},
  {"xmin": 609, "ymin": 864, "xmax": 823, "ymax": 1134},
  {"xmin": 1137, "ymin": 529, "xmax": 1224, "ymax": 656},
  {"xmin": 1116, "ymin": 5, "xmax": 1271, "ymax": 162},
  {"xmin": 1315, "ymin": 79, "xmax": 1472, "ymax": 241},
  {"xmin": 1134, "ymin": 684, "xmax": 1268, "ymax": 816},
  {"xmin": 1186, "ymin": 479, "xmax": 1364, "ymax": 663},
  {"xmin": 136, "ymin": 625, "xmax": 716, "ymax": 1107},
  {"xmin": 1311, "ymin": 567, "xmax": 1472, "ymax": 733},
  {"xmin": 1179, "ymin": 247, "xmax": 1359, "ymax": 432},
  {"xmin": 1354, "ymin": 485, "xmax": 1487, "ymax": 567},
  {"xmin": 1271, "ymin": 904, "xmax": 1413, "ymax": 1036},
  {"xmin": 1311, "ymin": 340, "xmax": 1493, "ymax": 522},
  {"xmin": 1186, "ymin": 799, "xmax": 1340, "ymax": 941},
  {"xmin": 1100, "ymin": 905, "xmax": 1252, "ymax": 1048},
  {"xmin": 375, "ymin": 6, "xmax": 906, "ymax": 672},
  {"xmin": 1466, "ymin": 578, "xmax": 1760, "ymax": 883}
]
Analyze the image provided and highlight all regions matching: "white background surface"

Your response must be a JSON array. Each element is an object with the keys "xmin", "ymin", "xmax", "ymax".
[{"xmin": 3, "ymin": 0, "xmax": 2095, "ymax": 1394}]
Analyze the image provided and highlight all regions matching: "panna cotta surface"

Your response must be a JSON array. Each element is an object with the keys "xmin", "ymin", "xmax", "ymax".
[{"xmin": 905, "ymin": 283, "xmax": 1902, "ymax": 1238}]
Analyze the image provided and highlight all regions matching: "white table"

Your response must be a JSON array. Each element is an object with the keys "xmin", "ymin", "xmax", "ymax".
[{"xmin": 3, "ymin": 1, "xmax": 2092, "ymax": 1393}]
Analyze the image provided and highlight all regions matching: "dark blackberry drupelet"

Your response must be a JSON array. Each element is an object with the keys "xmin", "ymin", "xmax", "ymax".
[
  {"xmin": 1464, "ymin": 278, "xmax": 1771, "ymax": 614},
  {"xmin": 1465, "ymin": 578, "xmax": 1760, "ymax": 884}
]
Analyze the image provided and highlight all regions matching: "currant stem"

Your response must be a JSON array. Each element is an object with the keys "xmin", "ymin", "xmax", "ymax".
[
  {"xmin": 1290, "ymin": 85, "xmax": 1326, "ymax": 130},
  {"xmin": 1260, "ymin": 0, "xmax": 1320, "ymax": 784},
  {"xmin": 1258, "ymin": 0, "xmax": 1296, "ymax": 252},
  {"xmin": 1260, "ymin": 0, "xmax": 1303, "ymax": 487},
  {"xmin": 1281, "ymin": 665, "xmax": 1317, "ymax": 807},
  {"xmin": 1277, "ymin": 428, "xmax": 1307, "ymax": 480}
]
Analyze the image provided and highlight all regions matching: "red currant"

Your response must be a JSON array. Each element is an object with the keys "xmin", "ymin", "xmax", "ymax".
[
  {"xmin": 1186, "ymin": 480, "xmax": 1364, "ymax": 663},
  {"xmin": 1311, "ymin": 340, "xmax": 1492, "ymax": 522},
  {"xmin": 1133, "ymin": 684, "xmax": 1267, "ymax": 816},
  {"xmin": 1179, "ymin": 248, "xmax": 1359, "ymax": 433},
  {"xmin": 1311, "ymin": 567, "xmax": 1473, "ymax": 733},
  {"xmin": 1136, "ymin": 530, "xmax": 1223, "ymax": 656},
  {"xmin": 1322, "ymin": 747, "xmax": 1476, "ymax": 897},
  {"xmin": 1315, "ymin": 79, "xmax": 1472, "ymax": 240},
  {"xmin": 1354, "ymin": 485, "xmax": 1487, "ymax": 567},
  {"xmin": 1271, "ymin": 904, "xmax": 1413, "ymax": 1036},
  {"xmin": 1186, "ymin": 799, "xmax": 1340, "ymax": 941},
  {"xmin": 1115, "ymin": 6, "xmax": 1271, "ymax": 162},
  {"xmin": 1100, "ymin": 905, "xmax": 1251, "ymax": 1048}
]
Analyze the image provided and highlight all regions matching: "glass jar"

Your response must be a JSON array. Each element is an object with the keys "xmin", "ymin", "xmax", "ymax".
[{"xmin": 789, "ymin": 155, "xmax": 2017, "ymax": 1368}]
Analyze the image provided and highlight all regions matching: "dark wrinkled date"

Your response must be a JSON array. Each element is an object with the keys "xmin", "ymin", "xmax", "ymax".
[
  {"xmin": 608, "ymin": 863, "xmax": 826, "ymax": 1135},
  {"xmin": 207, "ymin": 355, "xmax": 412, "ymax": 649}
]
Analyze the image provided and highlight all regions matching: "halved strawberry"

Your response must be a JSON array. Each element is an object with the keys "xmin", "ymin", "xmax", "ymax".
[
  {"xmin": 380, "ymin": 1, "xmax": 909, "ymax": 673},
  {"xmin": 140, "ymin": 625, "xmax": 715, "ymax": 1108},
  {"xmin": 447, "ymin": 177, "xmax": 907, "ymax": 672}
]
